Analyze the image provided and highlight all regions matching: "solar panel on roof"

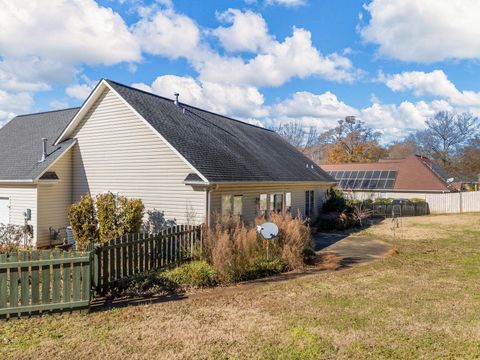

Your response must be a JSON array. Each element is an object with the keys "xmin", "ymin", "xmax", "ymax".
[{"xmin": 332, "ymin": 169, "xmax": 398, "ymax": 190}]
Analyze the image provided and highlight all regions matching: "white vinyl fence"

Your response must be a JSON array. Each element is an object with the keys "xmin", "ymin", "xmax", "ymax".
[{"xmin": 425, "ymin": 191, "xmax": 480, "ymax": 214}]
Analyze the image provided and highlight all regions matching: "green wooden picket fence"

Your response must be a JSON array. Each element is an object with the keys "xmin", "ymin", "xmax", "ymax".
[
  {"xmin": 90, "ymin": 224, "xmax": 202, "ymax": 295},
  {"xmin": 0, "ymin": 250, "xmax": 91, "ymax": 319},
  {"xmin": 0, "ymin": 224, "xmax": 203, "ymax": 318}
]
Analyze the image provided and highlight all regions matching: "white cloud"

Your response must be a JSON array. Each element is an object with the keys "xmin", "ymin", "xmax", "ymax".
[
  {"xmin": 266, "ymin": 0, "xmax": 306, "ymax": 7},
  {"xmin": 270, "ymin": 90, "xmax": 460, "ymax": 141},
  {"xmin": 66, "ymin": 76, "xmax": 97, "ymax": 101},
  {"xmin": 66, "ymin": 84, "xmax": 95, "ymax": 101},
  {"xmin": 274, "ymin": 91, "xmax": 357, "ymax": 124},
  {"xmin": 381, "ymin": 70, "xmax": 480, "ymax": 106},
  {"xmin": 361, "ymin": 0, "xmax": 480, "ymax": 62},
  {"xmin": 134, "ymin": 75, "xmax": 268, "ymax": 118},
  {"xmin": 49, "ymin": 99, "xmax": 70, "ymax": 110},
  {"xmin": 199, "ymin": 26, "xmax": 359, "ymax": 87},
  {"xmin": 212, "ymin": 9, "xmax": 272, "ymax": 53},
  {"xmin": 132, "ymin": 4, "xmax": 201, "ymax": 59},
  {"xmin": 0, "ymin": 90, "xmax": 34, "ymax": 126},
  {"xmin": 0, "ymin": 0, "xmax": 140, "ymax": 65}
]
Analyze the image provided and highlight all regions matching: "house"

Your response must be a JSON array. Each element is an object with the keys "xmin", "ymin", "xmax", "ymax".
[
  {"xmin": 0, "ymin": 79, "xmax": 333, "ymax": 247},
  {"xmin": 320, "ymin": 155, "xmax": 454, "ymax": 200}
]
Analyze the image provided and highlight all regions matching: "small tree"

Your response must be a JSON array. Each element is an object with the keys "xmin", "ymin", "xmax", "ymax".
[
  {"xmin": 96, "ymin": 192, "xmax": 118, "ymax": 244},
  {"xmin": 68, "ymin": 194, "xmax": 98, "ymax": 250},
  {"xmin": 118, "ymin": 197, "xmax": 145, "ymax": 234}
]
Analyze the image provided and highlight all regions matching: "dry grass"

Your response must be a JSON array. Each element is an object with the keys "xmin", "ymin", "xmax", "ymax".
[{"xmin": 1, "ymin": 213, "xmax": 480, "ymax": 359}]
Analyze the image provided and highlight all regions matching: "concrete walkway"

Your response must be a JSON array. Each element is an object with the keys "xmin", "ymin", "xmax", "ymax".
[{"xmin": 313, "ymin": 232, "xmax": 392, "ymax": 266}]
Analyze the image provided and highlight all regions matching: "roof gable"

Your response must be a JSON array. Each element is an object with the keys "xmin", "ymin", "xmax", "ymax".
[
  {"xmin": 0, "ymin": 108, "xmax": 79, "ymax": 181},
  {"xmin": 105, "ymin": 80, "xmax": 332, "ymax": 183}
]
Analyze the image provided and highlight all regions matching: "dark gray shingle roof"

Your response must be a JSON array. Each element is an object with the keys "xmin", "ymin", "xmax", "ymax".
[
  {"xmin": 0, "ymin": 108, "xmax": 79, "ymax": 181},
  {"xmin": 107, "ymin": 80, "xmax": 332, "ymax": 183}
]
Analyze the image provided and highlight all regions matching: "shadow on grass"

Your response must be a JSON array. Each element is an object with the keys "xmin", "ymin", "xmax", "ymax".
[{"xmin": 90, "ymin": 290, "xmax": 187, "ymax": 312}]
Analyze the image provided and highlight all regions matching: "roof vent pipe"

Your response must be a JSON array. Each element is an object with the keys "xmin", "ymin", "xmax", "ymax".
[
  {"xmin": 174, "ymin": 92, "xmax": 180, "ymax": 107},
  {"xmin": 40, "ymin": 138, "xmax": 48, "ymax": 162}
]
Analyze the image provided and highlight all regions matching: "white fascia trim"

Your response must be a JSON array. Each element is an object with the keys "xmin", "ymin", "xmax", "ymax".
[
  {"xmin": 0, "ymin": 179, "xmax": 35, "ymax": 184},
  {"xmin": 34, "ymin": 140, "xmax": 77, "ymax": 182},
  {"xmin": 104, "ymin": 81, "xmax": 209, "ymax": 184}
]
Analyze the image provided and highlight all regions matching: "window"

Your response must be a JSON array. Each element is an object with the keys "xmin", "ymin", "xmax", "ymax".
[
  {"xmin": 305, "ymin": 190, "xmax": 314, "ymax": 218},
  {"xmin": 285, "ymin": 192, "xmax": 292, "ymax": 213},
  {"xmin": 221, "ymin": 195, "xmax": 243, "ymax": 216},
  {"xmin": 258, "ymin": 193, "xmax": 268, "ymax": 215}
]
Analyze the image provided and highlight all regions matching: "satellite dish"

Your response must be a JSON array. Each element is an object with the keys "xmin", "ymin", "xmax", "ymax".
[{"xmin": 256, "ymin": 222, "xmax": 279, "ymax": 240}]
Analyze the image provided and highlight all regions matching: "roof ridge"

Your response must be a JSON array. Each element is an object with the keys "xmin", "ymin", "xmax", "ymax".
[
  {"xmin": 105, "ymin": 79, "xmax": 274, "ymax": 133},
  {"xmin": 16, "ymin": 107, "xmax": 81, "ymax": 118}
]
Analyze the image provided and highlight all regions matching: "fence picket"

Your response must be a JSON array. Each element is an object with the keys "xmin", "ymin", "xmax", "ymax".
[
  {"xmin": 9, "ymin": 253, "xmax": 19, "ymax": 313},
  {"xmin": 63, "ymin": 252, "xmax": 71, "ymax": 304},
  {"xmin": 20, "ymin": 252, "xmax": 29, "ymax": 307},
  {"xmin": 72, "ymin": 252, "xmax": 81, "ymax": 302},
  {"xmin": 139, "ymin": 233, "xmax": 144, "ymax": 274},
  {"xmin": 127, "ymin": 233, "xmax": 133, "ymax": 276},
  {"xmin": 52, "ymin": 251, "xmax": 61, "ymax": 303},
  {"xmin": 31, "ymin": 251, "xmax": 39, "ymax": 307},
  {"xmin": 0, "ymin": 254, "xmax": 6, "ymax": 311},
  {"xmin": 115, "ymin": 237, "xmax": 121, "ymax": 281},
  {"xmin": 102, "ymin": 245, "xmax": 108, "ymax": 294},
  {"xmin": 109, "ymin": 239, "xmax": 115, "ymax": 284},
  {"xmin": 41, "ymin": 251, "xmax": 50, "ymax": 306},
  {"xmin": 82, "ymin": 253, "xmax": 91, "ymax": 302}
]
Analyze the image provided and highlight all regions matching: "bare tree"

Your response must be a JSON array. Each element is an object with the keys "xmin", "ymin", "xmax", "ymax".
[
  {"xmin": 408, "ymin": 111, "xmax": 479, "ymax": 168},
  {"xmin": 272, "ymin": 122, "xmax": 319, "ymax": 154}
]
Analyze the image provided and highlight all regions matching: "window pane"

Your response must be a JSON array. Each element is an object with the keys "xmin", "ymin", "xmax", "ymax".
[
  {"xmin": 357, "ymin": 171, "xmax": 366, "ymax": 178},
  {"xmin": 344, "ymin": 171, "xmax": 352, "ymax": 178},
  {"xmin": 336, "ymin": 171, "xmax": 344, "ymax": 179},
  {"xmin": 274, "ymin": 193, "xmax": 284, "ymax": 212},
  {"xmin": 259, "ymin": 194, "xmax": 268, "ymax": 211},
  {"xmin": 221, "ymin": 195, "xmax": 232, "ymax": 215},
  {"xmin": 368, "ymin": 179, "xmax": 378, "ymax": 189},
  {"xmin": 379, "ymin": 171, "xmax": 389, "ymax": 179},
  {"xmin": 233, "ymin": 195, "xmax": 243, "ymax": 216},
  {"xmin": 372, "ymin": 171, "xmax": 381, "ymax": 179},
  {"xmin": 269, "ymin": 194, "xmax": 275, "ymax": 210},
  {"xmin": 285, "ymin": 192, "xmax": 292, "ymax": 212},
  {"xmin": 364, "ymin": 171, "xmax": 373, "ymax": 179},
  {"xmin": 360, "ymin": 179, "xmax": 370, "ymax": 189}
]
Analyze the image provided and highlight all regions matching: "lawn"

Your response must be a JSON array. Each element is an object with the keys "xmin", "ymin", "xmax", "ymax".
[{"xmin": 1, "ymin": 213, "xmax": 479, "ymax": 359}]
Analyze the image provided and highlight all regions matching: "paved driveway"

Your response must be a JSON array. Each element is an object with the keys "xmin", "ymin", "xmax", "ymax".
[{"xmin": 313, "ymin": 233, "xmax": 392, "ymax": 266}]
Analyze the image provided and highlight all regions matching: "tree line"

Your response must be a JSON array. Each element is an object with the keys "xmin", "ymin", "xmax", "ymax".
[{"xmin": 272, "ymin": 111, "xmax": 480, "ymax": 181}]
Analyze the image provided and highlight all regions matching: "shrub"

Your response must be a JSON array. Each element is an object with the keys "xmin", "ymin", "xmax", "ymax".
[
  {"xmin": 242, "ymin": 257, "xmax": 285, "ymax": 281},
  {"xmin": 162, "ymin": 260, "xmax": 216, "ymax": 287},
  {"xmin": 109, "ymin": 271, "xmax": 178, "ymax": 297},
  {"xmin": 322, "ymin": 187, "xmax": 347, "ymax": 213},
  {"xmin": 0, "ymin": 224, "xmax": 33, "ymax": 253},
  {"xmin": 96, "ymin": 192, "xmax": 118, "ymax": 244},
  {"xmin": 68, "ymin": 194, "xmax": 98, "ymax": 250},
  {"xmin": 69, "ymin": 193, "xmax": 145, "ymax": 249},
  {"xmin": 409, "ymin": 198, "xmax": 426, "ymax": 204},
  {"xmin": 316, "ymin": 212, "xmax": 356, "ymax": 231},
  {"xmin": 373, "ymin": 198, "xmax": 393, "ymax": 205},
  {"xmin": 204, "ymin": 215, "xmax": 261, "ymax": 283},
  {"xmin": 118, "ymin": 197, "xmax": 145, "ymax": 234}
]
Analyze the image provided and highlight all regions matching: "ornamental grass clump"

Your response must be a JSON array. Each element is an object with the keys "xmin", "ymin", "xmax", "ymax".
[{"xmin": 202, "ymin": 212, "xmax": 312, "ymax": 283}]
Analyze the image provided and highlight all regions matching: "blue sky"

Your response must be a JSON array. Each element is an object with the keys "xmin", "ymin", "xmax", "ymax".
[{"xmin": 1, "ymin": 0, "xmax": 480, "ymax": 142}]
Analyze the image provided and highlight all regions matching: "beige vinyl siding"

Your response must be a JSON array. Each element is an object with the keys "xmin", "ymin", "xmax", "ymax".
[
  {"xmin": 210, "ymin": 183, "xmax": 328, "ymax": 225},
  {"xmin": 71, "ymin": 88, "xmax": 206, "ymax": 224},
  {"xmin": 37, "ymin": 150, "xmax": 73, "ymax": 247},
  {"xmin": 0, "ymin": 184, "xmax": 37, "ymax": 244}
]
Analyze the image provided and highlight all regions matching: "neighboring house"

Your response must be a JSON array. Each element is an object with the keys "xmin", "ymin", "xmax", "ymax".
[
  {"xmin": 321, "ymin": 155, "xmax": 454, "ymax": 200},
  {"xmin": 0, "ymin": 79, "xmax": 333, "ymax": 247}
]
